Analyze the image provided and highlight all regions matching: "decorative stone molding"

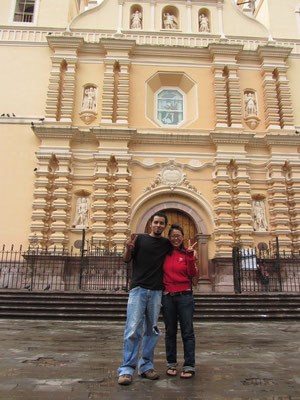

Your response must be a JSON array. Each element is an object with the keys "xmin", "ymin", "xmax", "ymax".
[
  {"xmin": 245, "ymin": 115, "xmax": 260, "ymax": 130},
  {"xmin": 144, "ymin": 160, "xmax": 197, "ymax": 193}
]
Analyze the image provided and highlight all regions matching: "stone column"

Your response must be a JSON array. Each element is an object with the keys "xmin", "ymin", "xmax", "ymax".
[
  {"xmin": 234, "ymin": 160, "xmax": 253, "ymax": 247},
  {"xmin": 213, "ymin": 159, "xmax": 234, "ymax": 257},
  {"xmin": 187, "ymin": 0, "xmax": 192, "ymax": 33},
  {"xmin": 267, "ymin": 160, "xmax": 291, "ymax": 250},
  {"xmin": 46, "ymin": 36, "xmax": 83, "ymax": 122},
  {"xmin": 258, "ymin": 46, "xmax": 293, "ymax": 131},
  {"xmin": 30, "ymin": 153, "xmax": 53, "ymax": 248},
  {"xmin": 91, "ymin": 155, "xmax": 110, "ymax": 247},
  {"xmin": 112, "ymin": 155, "xmax": 131, "ymax": 250},
  {"xmin": 101, "ymin": 60, "xmax": 115, "ymax": 123},
  {"xmin": 209, "ymin": 44, "xmax": 243, "ymax": 128},
  {"xmin": 196, "ymin": 234, "xmax": 210, "ymax": 278},
  {"xmin": 48, "ymin": 154, "xmax": 72, "ymax": 251},
  {"xmin": 287, "ymin": 161, "xmax": 300, "ymax": 250},
  {"xmin": 227, "ymin": 65, "xmax": 243, "ymax": 128},
  {"xmin": 100, "ymin": 40, "xmax": 135, "ymax": 125},
  {"xmin": 116, "ymin": 61, "xmax": 130, "ymax": 124},
  {"xmin": 276, "ymin": 67, "xmax": 295, "ymax": 130}
]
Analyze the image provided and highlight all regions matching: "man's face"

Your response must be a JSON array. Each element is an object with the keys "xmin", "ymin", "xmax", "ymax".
[{"xmin": 149, "ymin": 216, "xmax": 166, "ymax": 237}]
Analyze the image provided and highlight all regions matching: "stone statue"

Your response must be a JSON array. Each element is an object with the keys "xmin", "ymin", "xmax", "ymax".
[
  {"xmin": 131, "ymin": 10, "xmax": 142, "ymax": 29},
  {"xmin": 253, "ymin": 200, "xmax": 268, "ymax": 232},
  {"xmin": 72, "ymin": 197, "xmax": 90, "ymax": 228},
  {"xmin": 244, "ymin": 92, "xmax": 257, "ymax": 116},
  {"xmin": 82, "ymin": 87, "xmax": 96, "ymax": 112},
  {"xmin": 163, "ymin": 12, "xmax": 178, "ymax": 29},
  {"xmin": 199, "ymin": 14, "xmax": 209, "ymax": 32}
]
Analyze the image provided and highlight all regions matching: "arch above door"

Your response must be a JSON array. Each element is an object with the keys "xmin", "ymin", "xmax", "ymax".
[{"xmin": 136, "ymin": 201, "xmax": 208, "ymax": 235}]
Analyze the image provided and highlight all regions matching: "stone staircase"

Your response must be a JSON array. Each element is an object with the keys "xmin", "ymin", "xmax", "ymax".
[{"xmin": 0, "ymin": 291, "xmax": 300, "ymax": 321}]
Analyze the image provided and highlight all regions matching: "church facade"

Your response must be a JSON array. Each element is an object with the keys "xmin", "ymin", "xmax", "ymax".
[{"xmin": 1, "ymin": 0, "xmax": 300, "ymax": 292}]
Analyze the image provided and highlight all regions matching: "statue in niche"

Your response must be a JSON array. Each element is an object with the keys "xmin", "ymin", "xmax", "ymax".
[
  {"xmin": 163, "ymin": 12, "xmax": 178, "ymax": 29},
  {"xmin": 199, "ymin": 14, "xmax": 209, "ymax": 32},
  {"xmin": 82, "ymin": 87, "xmax": 96, "ymax": 112},
  {"xmin": 72, "ymin": 197, "xmax": 90, "ymax": 229},
  {"xmin": 253, "ymin": 200, "xmax": 268, "ymax": 232},
  {"xmin": 131, "ymin": 10, "xmax": 142, "ymax": 29},
  {"xmin": 244, "ymin": 92, "xmax": 257, "ymax": 116}
]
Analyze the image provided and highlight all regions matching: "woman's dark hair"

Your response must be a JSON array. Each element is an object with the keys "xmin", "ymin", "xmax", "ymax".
[{"xmin": 168, "ymin": 224, "xmax": 185, "ymax": 251}]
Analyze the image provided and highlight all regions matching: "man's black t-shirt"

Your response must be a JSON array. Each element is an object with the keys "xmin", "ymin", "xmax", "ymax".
[{"xmin": 130, "ymin": 234, "xmax": 171, "ymax": 290}]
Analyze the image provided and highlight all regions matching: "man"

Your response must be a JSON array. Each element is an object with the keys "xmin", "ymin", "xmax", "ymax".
[{"xmin": 118, "ymin": 212, "xmax": 170, "ymax": 385}]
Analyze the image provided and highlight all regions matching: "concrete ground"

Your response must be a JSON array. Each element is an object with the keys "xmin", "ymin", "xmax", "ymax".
[{"xmin": 0, "ymin": 319, "xmax": 299, "ymax": 400}]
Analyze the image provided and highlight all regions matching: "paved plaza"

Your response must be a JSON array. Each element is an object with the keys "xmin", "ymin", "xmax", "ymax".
[{"xmin": 0, "ymin": 319, "xmax": 299, "ymax": 400}]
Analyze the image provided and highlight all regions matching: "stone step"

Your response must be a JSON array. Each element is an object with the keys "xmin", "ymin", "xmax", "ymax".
[
  {"xmin": 0, "ymin": 310, "xmax": 298, "ymax": 321},
  {"xmin": 0, "ymin": 290, "xmax": 299, "ymax": 321}
]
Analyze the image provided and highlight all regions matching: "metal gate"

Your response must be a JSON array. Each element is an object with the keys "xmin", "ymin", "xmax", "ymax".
[
  {"xmin": 233, "ymin": 239, "xmax": 300, "ymax": 293},
  {"xmin": 0, "ymin": 245, "xmax": 131, "ymax": 292}
]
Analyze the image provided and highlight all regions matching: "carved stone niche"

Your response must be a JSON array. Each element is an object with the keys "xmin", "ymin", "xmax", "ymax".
[
  {"xmin": 243, "ymin": 89, "xmax": 260, "ymax": 130},
  {"xmin": 80, "ymin": 84, "xmax": 98, "ymax": 125}
]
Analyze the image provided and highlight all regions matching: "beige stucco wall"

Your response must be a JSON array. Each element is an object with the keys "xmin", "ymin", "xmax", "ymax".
[
  {"xmin": 0, "ymin": 45, "xmax": 51, "ymax": 115},
  {"xmin": 0, "ymin": 124, "xmax": 39, "ymax": 245}
]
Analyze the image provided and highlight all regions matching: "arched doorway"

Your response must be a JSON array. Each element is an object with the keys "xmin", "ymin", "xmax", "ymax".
[
  {"xmin": 135, "ymin": 201, "xmax": 211, "ymax": 291},
  {"xmin": 145, "ymin": 208, "xmax": 197, "ymax": 246},
  {"xmin": 144, "ymin": 208, "xmax": 211, "ymax": 289}
]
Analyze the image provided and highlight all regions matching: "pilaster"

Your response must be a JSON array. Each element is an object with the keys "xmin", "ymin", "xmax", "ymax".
[
  {"xmin": 258, "ymin": 46, "xmax": 294, "ymax": 131},
  {"xmin": 233, "ymin": 161, "xmax": 253, "ymax": 247},
  {"xmin": 29, "ymin": 153, "xmax": 53, "ymax": 249},
  {"xmin": 209, "ymin": 43, "xmax": 243, "ymax": 129},
  {"xmin": 46, "ymin": 36, "xmax": 83, "ymax": 122},
  {"xmin": 267, "ymin": 160, "xmax": 291, "ymax": 249},
  {"xmin": 112, "ymin": 155, "xmax": 131, "ymax": 249},
  {"xmin": 48, "ymin": 154, "xmax": 73, "ymax": 251},
  {"xmin": 91, "ymin": 155, "xmax": 111, "ymax": 247},
  {"xmin": 287, "ymin": 161, "xmax": 300, "ymax": 250},
  {"xmin": 213, "ymin": 159, "xmax": 234, "ymax": 257}
]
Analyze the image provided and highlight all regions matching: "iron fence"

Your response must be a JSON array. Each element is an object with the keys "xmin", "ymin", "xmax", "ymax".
[
  {"xmin": 233, "ymin": 239, "xmax": 300, "ymax": 293},
  {"xmin": 0, "ymin": 244, "xmax": 131, "ymax": 292}
]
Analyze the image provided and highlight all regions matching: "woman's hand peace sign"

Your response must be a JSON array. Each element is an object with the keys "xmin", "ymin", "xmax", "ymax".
[{"xmin": 187, "ymin": 239, "xmax": 198, "ymax": 257}]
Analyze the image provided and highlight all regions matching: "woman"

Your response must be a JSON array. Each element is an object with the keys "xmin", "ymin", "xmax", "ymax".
[{"xmin": 162, "ymin": 224, "xmax": 198, "ymax": 379}]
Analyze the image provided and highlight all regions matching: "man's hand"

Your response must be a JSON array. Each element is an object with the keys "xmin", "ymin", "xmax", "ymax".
[
  {"xmin": 125, "ymin": 234, "xmax": 138, "ymax": 251},
  {"xmin": 123, "ymin": 234, "xmax": 138, "ymax": 262}
]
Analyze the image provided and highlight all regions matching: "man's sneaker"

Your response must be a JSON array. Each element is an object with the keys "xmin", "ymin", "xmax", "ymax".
[
  {"xmin": 141, "ymin": 369, "xmax": 159, "ymax": 380},
  {"xmin": 118, "ymin": 374, "xmax": 132, "ymax": 385}
]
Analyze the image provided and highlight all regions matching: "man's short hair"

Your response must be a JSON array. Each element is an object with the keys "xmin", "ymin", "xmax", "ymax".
[{"xmin": 150, "ymin": 212, "xmax": 168, "ymax": 225}]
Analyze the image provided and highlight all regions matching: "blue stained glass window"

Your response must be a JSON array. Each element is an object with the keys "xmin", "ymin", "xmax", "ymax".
[{"xmin": 157, "ymin": 89, "xmax": 183, "ymax": 125}]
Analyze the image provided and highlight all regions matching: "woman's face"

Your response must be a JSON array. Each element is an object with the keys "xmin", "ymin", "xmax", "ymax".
[{"xmin": 169, "ymin": 229, "xmax": 184, "ymax": 249}]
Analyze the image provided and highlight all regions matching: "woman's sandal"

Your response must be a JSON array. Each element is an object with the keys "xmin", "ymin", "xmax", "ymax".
[
  {"xmin": 166, "ymin": 367, "xmax": 177, "ymax": 376},
  {"xmin": 180, "ymin": 370, "xmax": 195, "ymax": 379}
]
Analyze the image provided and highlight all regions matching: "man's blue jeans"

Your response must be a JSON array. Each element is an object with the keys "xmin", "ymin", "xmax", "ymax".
[
  {"xmin": 162, "ymin": 292, "xmax": 195, "ymax": 371},
  {"xmin": 118, "ymin": 286, "xmax": 162, "ymax": 376}
]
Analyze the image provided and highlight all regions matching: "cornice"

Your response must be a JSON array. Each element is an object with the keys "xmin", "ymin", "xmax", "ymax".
[
  {"xmin": 131, "ymin": 131, "xmax": 212, "ymax": 145},
  {"xmin": 210, "ymin": 131, "xmax": 255, "ymax": 145},
  {"xmin": 265, "ymin": 133, "xmax": 300, "ymax": 147},
  {"xmin": 257, "ymin": 45, "xmax": 293, "ymax": 61},
  {"xmin": 90, "ymin": 127, "xmax": 136, "ymax": 141},
  {"xmin": 32, "ymin": 126, "xmax": 79, "ymax": 139},
  {"xmin": 47, "ymin": 35, "xmax": 84, "ymax": 51}
]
